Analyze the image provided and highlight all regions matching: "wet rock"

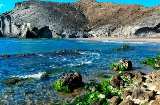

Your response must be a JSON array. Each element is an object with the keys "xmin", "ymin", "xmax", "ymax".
[
  {"xmin": 119, "ymin": 99, "xmax": 135, "ymax": 105},
  {"xmin": 91, "ymin": 100, "xmax": 102, "ymax": 105},
  {"xmin": 109, "ymin": 96, "xmax": 122, "ymax": 105},
  {"xmin": 110, "ymin": 75, "xmax": 123, "ymax": 89},
  {"xmin": 53, "ymin": 72, "xmax": 83, "ymax": 92},
  {"xmin": 2, "ymin": 54, "xmax": 10, "ymax": 58},
  {"xmin": 2, "ymin": 77, "xmax": 34, "ymax": 86}
]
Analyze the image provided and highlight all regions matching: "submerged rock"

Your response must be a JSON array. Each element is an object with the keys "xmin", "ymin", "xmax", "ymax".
[
  {"xmin": 1, "ymin": 54, "xmax": 10, "ymax": 58},
  {"xmin": 2, "ymin": 77, "xmax": 35, "ymax": 86}
]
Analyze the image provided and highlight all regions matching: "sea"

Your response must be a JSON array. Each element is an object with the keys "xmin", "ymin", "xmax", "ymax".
[{"xmin": 0, "ymin": 38, "xmax": 160, "ymax": 104}]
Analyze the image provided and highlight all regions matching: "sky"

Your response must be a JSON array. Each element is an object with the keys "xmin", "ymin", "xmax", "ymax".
[{"xmin": 0, "ymin": 0, "xmax": 160, "ymax": 14}]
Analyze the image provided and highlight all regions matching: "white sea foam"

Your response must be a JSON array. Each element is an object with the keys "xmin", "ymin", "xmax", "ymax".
[
  {"xmin": 38, "ymin": 54, "xmax": 44, "ymax": 57},
  {"xmin": 14, "ymin": 72, "xmax": 45, "ymax": 79},
  {"xmin": 77, "ymin": 40, "xmax": 88, "ymax": 43}
]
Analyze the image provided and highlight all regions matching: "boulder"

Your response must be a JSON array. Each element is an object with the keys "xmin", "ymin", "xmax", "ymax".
[
  {"xmin": 110, "ymin": 75, "xmax": 123, "ymax": 89},
  {"xmin": 110, "ymin": 59, "xmax": 132, "ymax": 71},
  {"xmin": 123, "ymin": 90, "xmax": 132, "ymax": 99},
  {"xmin": 109, "ymin": 96, "xmax": 122, "ymax": 105},
  {"xmin": 133, "ymin": 70, "xmax": 145, "ymax": 83},
  {"xmin": 53, "ymin": 72, "xmax": 83, "ymax": 92}
]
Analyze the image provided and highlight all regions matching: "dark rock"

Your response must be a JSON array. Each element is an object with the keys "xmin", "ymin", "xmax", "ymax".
[
  {"xmin": 92, "ymin": 100, "xmax": 102, "ymax": 105},
  {"xmin": 123, "ymin": 90, "xmax": 132, "ymax": 99},
  {"xmin": 119, "ymin": 99, "xmax": 135, "ymax": 105},
  {"xmin": 110, "ymin": 75, "xmax": 123, "ymax": 89},
  {"xmin": 119, "ymin": 59, "xmax": 132, "ymax": 70},
  {"xmin": 54, "ymin": 72, "xmax": 83, "ymax": 92},
  {"xmin": 147, "ymin": 91, "xmax": 156, "ymax": 100},
  {"xmin": 0, "ymin": 30, "xmax": 3, "ymax": 37},
  {"xmin": 2, "ymin": 77, "xmax": 34, "ymax": 86},
  {"xmin": 2, "ymin": 54, "xmax": 10, "ymax": 58},
  {"xmin": 109, "ymin": 96, "xmax": 122, "ymax": 105}
]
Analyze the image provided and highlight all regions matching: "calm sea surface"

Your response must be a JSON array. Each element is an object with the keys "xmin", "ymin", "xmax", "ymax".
[{"xmin": 0, "ymin": 38, "xmax": 160, "ymax": 104}]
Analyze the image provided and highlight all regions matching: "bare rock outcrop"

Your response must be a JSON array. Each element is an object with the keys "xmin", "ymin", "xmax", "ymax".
[{"xmin": 0, "ymin": 1, "xmax": 90, "ymax": 38}]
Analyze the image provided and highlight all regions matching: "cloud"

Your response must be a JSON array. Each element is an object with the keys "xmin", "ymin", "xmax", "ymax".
[{"xmin": 0, "ymin": 4, "xmax": 4, "ymax": 8}]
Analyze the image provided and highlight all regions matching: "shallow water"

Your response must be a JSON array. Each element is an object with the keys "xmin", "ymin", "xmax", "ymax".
[{"xmin": 0, "ymin": 38, "xmax": 160, "ymax": 104}]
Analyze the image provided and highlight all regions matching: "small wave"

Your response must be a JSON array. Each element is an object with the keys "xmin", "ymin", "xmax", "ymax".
[
  {"xmin": 14, "ymin": 72, "xmax": 45, "ymax": 79},
  {"xmin": 82, "ymin": 61, "xmax": 92, "ymax": 64},
  {"xmin": 77, "ymin": 40, "xmax": 88, "ymax": 43},
  {"xmin": 38, "ymin": 54, "xmax": 44, "ymax": 57}
]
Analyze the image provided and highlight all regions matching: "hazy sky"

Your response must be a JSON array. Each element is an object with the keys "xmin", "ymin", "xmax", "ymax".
[{"xmin": 0, "ymin": 0, "xmax": 160, "ymax": 14}]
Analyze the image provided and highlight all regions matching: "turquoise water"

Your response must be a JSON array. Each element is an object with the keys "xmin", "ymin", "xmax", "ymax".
[{"xmin": 0, "ymin": 38, "xmax": 160, "ymax": 104}]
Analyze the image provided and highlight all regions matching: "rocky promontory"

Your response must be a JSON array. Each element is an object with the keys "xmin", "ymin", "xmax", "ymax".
[
  {"xmin": 1, "ymin": 0, "xmax": 160, "ymax": 38},
  {"xmin": 0, "ymin": 0, "xmax": 91, "ymax": 38}
]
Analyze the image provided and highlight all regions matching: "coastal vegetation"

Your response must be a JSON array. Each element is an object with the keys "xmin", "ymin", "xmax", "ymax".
[{"xmin": 141, "ymin": 54, "xmax": 160, "ymax": 70}]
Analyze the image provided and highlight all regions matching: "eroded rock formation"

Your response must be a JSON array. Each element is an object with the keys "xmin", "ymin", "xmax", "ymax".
[
  {"xmin": 1, "ymin": 0, "xmax": 160, "ymax": 38},
  {"xmin": 0, "ymin": 1, "xmax": 90, "ymax": 38}
]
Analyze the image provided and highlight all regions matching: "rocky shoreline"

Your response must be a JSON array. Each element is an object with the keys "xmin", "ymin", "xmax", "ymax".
[{"xmin": 51, "ymin": 55, "xmax": 160, "ymax": 104}]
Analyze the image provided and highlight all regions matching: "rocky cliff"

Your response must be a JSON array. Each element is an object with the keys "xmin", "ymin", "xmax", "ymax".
[
  {"xmin": 0, "ymin": 1, "xmax": 91, "ymax": 38},
  {"xmin": 74, "ymin": 0, "xmax": 160, "ymax": 37},
  {"xmin": 1, "ymin": 0, "xmax": 160, "ymax": 38}
]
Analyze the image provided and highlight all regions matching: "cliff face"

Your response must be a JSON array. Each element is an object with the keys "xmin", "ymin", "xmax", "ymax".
[
  {"xmin": 1, "ymin": 0, "xmax": 160, "ymax": 38},
  {"xmin": 74, "ymin": 0, "xmax": 160, "ymax": 37},
  {"xmin": 0, "ymin": 1, "xmax": 91, "ymax": 38}
]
